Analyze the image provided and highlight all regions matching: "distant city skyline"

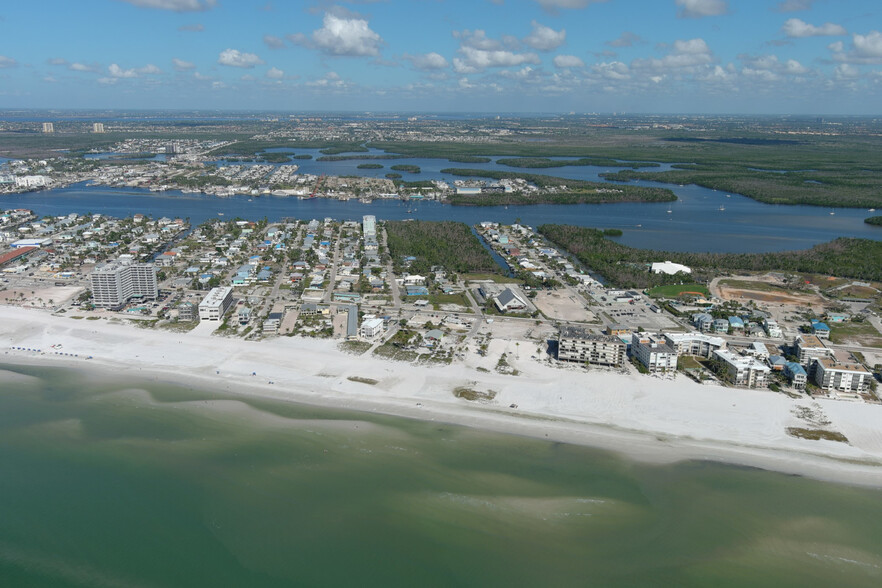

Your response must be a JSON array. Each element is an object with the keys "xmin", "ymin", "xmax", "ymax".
[{"xmin": 0, "ymin": 0, "xmax": 880, "ymax": 114}]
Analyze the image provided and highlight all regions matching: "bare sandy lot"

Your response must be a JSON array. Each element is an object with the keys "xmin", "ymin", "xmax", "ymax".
[{"xmin": 532, "ymin": 290, "xmax": 596, "ymax": 322}]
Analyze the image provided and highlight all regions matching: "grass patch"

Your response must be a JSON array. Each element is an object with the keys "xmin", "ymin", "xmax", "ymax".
[
  {"xmin": 339, "ymin": 340, "xmax": 372, "ymax": 354},
  {"xmin": 70, "ymin": 316, "xmax": 84, "ymax": 320},
  {"xmin": 158, "ymin": 321, "xmax": 199, "ymax": 332},
  {"xmin": 648, "ymin": 283, "xmax": 711, "ymax": 298},
  {"xmin": 718, "ymin": 279, "xmax": 791, "ymax": 293},
  {"xmin": 786, "ymin": 427, "xmax": 849, "ymax": 443},
  {"xmin": 347, "ymin": 376, "xmax": 378, "ymax": 385},
  {"xmin": 86, "ymin": 316, "xmax": 101, "ymax": 320},
  {"xmin": 429, "ymin": 292, "xmax": 469, "ymax": 309},
  {"xmin": 829, "ymin": 321, "xmax": 882, "ymax": 347},
  {"xmin": 453, "ymin": 387, "xmax": 497, "ymax": 402}
]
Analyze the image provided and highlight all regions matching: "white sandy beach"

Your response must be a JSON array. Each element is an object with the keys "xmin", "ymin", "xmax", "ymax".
[{"xmin": 3, "ymin": 306, "xmax": 882, "ymax": 487}]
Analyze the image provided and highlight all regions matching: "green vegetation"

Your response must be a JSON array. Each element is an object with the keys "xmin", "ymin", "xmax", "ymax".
[
  {"xmin": 718, "ymin": 279, "xmax": 792, "ymax": 293},
  {"xmin": 317, "ymin": 154, "xmax": 405, "ymax": 162},
  {"xmin": 390, "ymin": 164, "xmax": 421, "ymax": 173},
  {"xmin": 429, "ymin": 292, "xmax": 469, "ymax": 309},
  {"xmin": 340, "ymin": 341, "xmax": 372, "ymax": 355},
  {"xmin": 347, "ymin": 376, "xmax": 378, "ymax": 385},
  {"xmin": 385, "ymin": 220, "xmax": 501, "ymax": 275},
  {"xmin": 259, "ymin": 153, "xmax": 292, "ymax": 163},
  {"xmin": 318, "ymin": 144, "xmax": 369, "ymax": 155},
  {"xmin": 441, "ymin": 168, "xmax": 675, "ymax": 206},
  {"xmin": 453, "ymin": 387, "xmax": 497, "ymax": 401},
  {"xmin": 828, "ymin": 321, "xmax": 882, "ymax": 348},
  {"xmin": 447, "ymin": 155, "xmax": 492, "ymax": 163},
  {"xmin": 462, "ymin": 273, "xmax": 522, "ymax": 283},
  {"xmin": 540, "ymin": 224, "xmax": 882, "ymax": 288},
  {"xmin": 647, "ymin": 284, "xmax": 711, "ymax": 298},
  {"xmin": 357, "ymin": 163, "xmax": 384, "ymax": 169},
  {"xmin": 293, "ymin": 154, "xmax": 313, "ymax": 160},
  {"xmin": 602, "ymin": 228, "xmax": 623, "ymax": 237},
  {"xmin": 385, "ymin": 173, "xmax": 402, "ymax": 179},
  {"xmin": 865, "ymin": 216, "xmax": 882, "ymax": 226},
  {"xmin": 496, "ymin": 157, "xmax": 658, "ymax": 169},
  {"xmin": 786, "ymin": 427, "xmax": 849, "ymax": 443}
]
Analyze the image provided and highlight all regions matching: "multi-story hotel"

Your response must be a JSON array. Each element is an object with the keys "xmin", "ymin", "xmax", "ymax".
[{"xmin": 90, "ymin": 257, "xmax": 158, "ymax": 310}]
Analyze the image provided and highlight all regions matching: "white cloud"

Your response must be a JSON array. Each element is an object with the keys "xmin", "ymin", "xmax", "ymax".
[
  {"xmin": 404, "ymin": 52, "xmax": 449, "ymax": 70},
  {"xmin": 632, "ymin": 38, "xmax": 715, "ymax": 72},
  {"xmin": 291, "ymin": 13, "xmax": 383, "ymax": 57},
  {"xmin": 117, "ymin": 0, "xmax": 216, "ymax": 11},
  {"xmin": 534, "ymin": 0, "xmax": 607, "ymax": 11},
  {"xmin": 193, "ymin": 71, "xmax": 214, "ymax": 80},
  {"xmin": 47, "ymin": 58, "xmax": 68, "ymax": 66},
  {"xmin": 452, "ymin": 46, "xmax": 540, "ymax": 73},
  {"xmin": 266, "ymin": 67, "xmax": 284, "ymax": 79},
  {"xmin": 172, "ymin": 58, "xmax": 195, "ymax": 71},
  {"xmin": 553, "ymin": 54, "xmax": 584, "ymax": 68},
  {"xmin": 831, "ymin": 31, "xmax": 882, "ymax": 64},
  {"xmin": 523, "ymin": 21, "xmax": 565, "ymax": 51},
  {"xmin": 852, "ymin": 31, "xmax": 882, "ymax": 61},
  {"xmin": 606, "ymin": 32, "xmax": 642, "ymax": 48},
  {"xmin": 452, "ymin": 29, "xmax": 509, "ymax": 51},
  {"xmin": 306, "ymin": 71, "xmax": 348, "ymax": 89},
  {"xmin": 776, "ymin": 0, "xmax": 814, "ymax": 12},
  {"xmin": 782, "ymin": 18, "xmax": 846, "ymax": 38},
  {"xmin": 70, "ymin": 62, "xmax": 99, "ymax": 72},
  {"xmin": 592, "ymin": 61, "xmax": 630, "ymax": 80},
  {"xmin": 178, "ymin": 23, "xmax": 204, "ymax": 32},
  {"xmin": 784, "ymin": 59, "xmax": 809, "ymax": 74},
  {"xmin": 139, "ymin": 64, "xmax": 161, "ymax": 75},
  {"xmin": 834, "ymin": 63, "xmax": 860, "ymax": 80},
  {"xmin": 108, "ymin": 64, "xmax": 138, "ymax": 78},
  {"xmin": 217, "ymin": 49, "xmax": 265, "ymax": 68},
  {"xmin": 0, "ymin": 55, "xmax": 17, "ymax": 68},
  {"xmin": 263, "ymin": 35, "xmax": 285, "ymax": 49},
  {"xmin": 675, "ymin": 0, "xmax": 728, "ymax": 19}
]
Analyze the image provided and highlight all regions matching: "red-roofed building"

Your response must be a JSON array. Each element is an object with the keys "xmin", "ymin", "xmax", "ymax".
[{"xmin": 0, "ymin": 246, "xmax": 36, "ymax": 266}]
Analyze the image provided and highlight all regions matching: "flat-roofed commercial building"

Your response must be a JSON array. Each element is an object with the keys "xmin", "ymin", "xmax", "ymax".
[
  {"xmin": 631, "ymin": 333, "xmax": 678, "ymax": 374},
  {"xmin": 558, "ymin": 325, "xmax": 626, "ymax": 367},
  {"xmin": 814, "ymin": 355, "xmax": 873, "ymax": 395},
  {"xmin": 90, "ymin": 257, "xmax": 158, "ymax": 310},
  {"xmin": 713, "ymin": 350, "xmax": 770, "ymax": 388},
  {"xmin": 795, "ymin": 335, "xmax": 833, "ymax": 367},
  {"xmin": 198, "ymin": 286, "xmax": 234, "ymax": 321}
]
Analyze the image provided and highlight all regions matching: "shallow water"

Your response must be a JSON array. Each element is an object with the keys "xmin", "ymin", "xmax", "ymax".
[{"xmin": 1, "ymin": 362, "xmax": 882, "ymax": 587}]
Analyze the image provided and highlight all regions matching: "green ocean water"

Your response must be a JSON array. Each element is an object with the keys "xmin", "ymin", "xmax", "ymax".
[{"xmin": 1, "ymin": 363, "xmax": 882, "ymax": 587}]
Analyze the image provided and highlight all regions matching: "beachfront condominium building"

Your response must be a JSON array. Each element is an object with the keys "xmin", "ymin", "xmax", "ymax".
[
  {"xmin": 712, "ymin": 350, "xmax": 770, "ymax": 388},
  {"xmin": 362, "ymin": 215, "xmax": 378, "ymax": 254},
  {"xmin": 42, "ymin": 122, "xmax": 54, "ymax": 133},
  {"xmin": 795, "ymin": 334, "xmax": 833, "ymax": 368},
  {"xmin": 631, "ymin": 333, "xmax": 678, "ymax": 374},
  {"xmin": 813, "ymin": 355, "xmax": 873, "ymax": 396},
  {"xmin": 90, "ymin": 257, "xmax": 158, "ymax": 310},
  {"xmin": 92, "ymin": 122, "xmax": 105, "ymax": 133},
  {"xmin": 663, "ymin": 332, "xmax": 726, "ymax": 359},
  {"xmin": 199, "ymin": 286, "xmax": 234, "ymax": 321},
  {"xmin": 558, "ymin": 325, "xmax": 626, "ymax": 367}
]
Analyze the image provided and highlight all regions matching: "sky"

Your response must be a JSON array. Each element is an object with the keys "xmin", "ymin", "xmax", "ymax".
[{"xmin": 0, "ymin": 0, "xmax": 880, "ymax": 114}]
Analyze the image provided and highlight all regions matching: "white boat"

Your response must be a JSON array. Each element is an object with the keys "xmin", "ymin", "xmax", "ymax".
[
  {"xmin": 830, "ymin": 211, "xmax": 835, "ymax": 215},
  {"xmin": 719, "ymin": 205, "xmax": 725, "ymax": 211},
  {"xmin": 869, "ymin": 208, "xmax": 876, "ymax": 212},
  {"xmin": 217, "ymin": 212, "xmax": 224, "ymax": 216}
]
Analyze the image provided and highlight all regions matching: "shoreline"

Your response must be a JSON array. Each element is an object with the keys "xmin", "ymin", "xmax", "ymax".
[{"xmin": 3, "ymin": 306, "xmax": 882, "ymax": 488}]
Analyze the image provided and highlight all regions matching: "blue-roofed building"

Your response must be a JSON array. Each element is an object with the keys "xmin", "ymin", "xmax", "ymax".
[
  {"xmin": 784, "ymin": 362, "xmax": 808, "ymax": 390},
  {"xmin": 811, "ymin": 320, "xmax": 830, "ymax": 339},
  {"xmin": 405, "ymin": 285, "xmax": 429, "ymax": 296},
  {"xmin": 692, "ymin": 312, "xmax": 714, "ymax": 332},
  {"xmin": 728, "ymin": 316, "xmax": 745, "ymax": 330},
  {"xmin": 768, "ymin": 355, "xmax": 788, "ymax": 371}
]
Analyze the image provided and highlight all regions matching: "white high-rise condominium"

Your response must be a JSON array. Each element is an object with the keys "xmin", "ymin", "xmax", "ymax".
[{"xmin": 90, "ymin": 257, "xmax": 158, "ymax": 310}]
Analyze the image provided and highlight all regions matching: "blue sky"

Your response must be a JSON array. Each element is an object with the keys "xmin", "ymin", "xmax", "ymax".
[{"xmin": 0, "ymin": 0, "xmax": 880, "ymax": 113}]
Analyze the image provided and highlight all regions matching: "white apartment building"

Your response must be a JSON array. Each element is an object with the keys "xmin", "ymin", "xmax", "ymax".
[
  {"xmin": 663, "ymin": 332, "xmax": 726, "ymax": 359},
  {"xmin": 813, "ymin": 356, "xmax": 873, "ymax": 395},
  {"xmin": 631, "ymin": 333, "xmax": 678, "ymax": 374},
  {"xmin": 558, "ymin": 325, "xmax": 626, "ymax": 367},
  {"xmin": 360, "ymin": 317, "xmax": 385, "ymax": 339},
  {"xmin": 795, "ymin": 334, "xmax": 834, "ymax": 368},
  {"xmin": 763, "ymin": 318, "xmax": 783, "ymax": 338},
  {"xmin": 198, "ymin": 286, "xmax": 234, "ymax": 321},
  {"xmin": 713, "ymin": 350, "xmax": 770, "ymax": 388},
  {"xmin": 90, "ymin": 258, "xmax": 158, "ymax": 310}
]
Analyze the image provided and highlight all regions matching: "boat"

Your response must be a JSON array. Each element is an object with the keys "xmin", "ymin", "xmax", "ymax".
[
  {"xmin": 666, "ymin": 209, "xmax": 672, "ymax": 213},
  {"xmin": 869, "ymin": 208, "xmax": 876, "ymax": 212},
  {"xmin": 830, "ymin": 211, "xmax": 835, "ymax": 215},
  {"xmin": 719, "ymin": 205, "xmax": 725, "ymax": 211},
  {"xmin": 217, "ymin": 212, "xmax": 224, "ymax": 216}
]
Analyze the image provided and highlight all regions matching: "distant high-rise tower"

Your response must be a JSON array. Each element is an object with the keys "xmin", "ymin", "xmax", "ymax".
[
  {"xmin": 42, "ymin": 122, "xmax": 55, "ymax": 133},
  {"xmin": 92, "ymin": 122, "xmax": 105, "ymax": 133},
  {"xmin": 165, "ymin": 142, "xmax": 177, "ymax": 156}
]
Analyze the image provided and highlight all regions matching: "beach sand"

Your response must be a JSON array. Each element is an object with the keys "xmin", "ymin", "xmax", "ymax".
[{"xmin": 3, "ymin": 306, "xmax": 882, "ymax": 487}]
